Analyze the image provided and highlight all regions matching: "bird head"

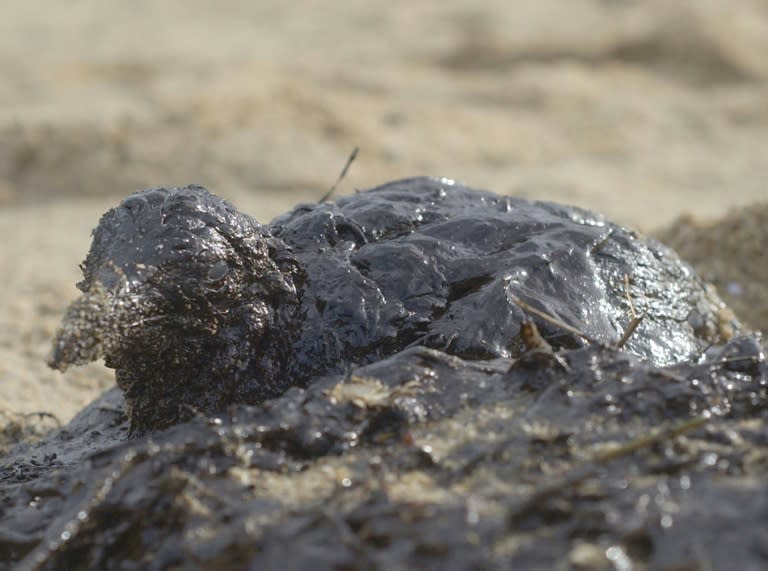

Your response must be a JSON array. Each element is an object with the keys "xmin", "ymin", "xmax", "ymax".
[{"xmin": 49, "ymin": 185, "xmax": 297, "ymax": 432}]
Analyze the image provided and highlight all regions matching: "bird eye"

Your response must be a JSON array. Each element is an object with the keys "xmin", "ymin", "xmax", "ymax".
[{"xmin": 207, "ymin": 260, "xmax": 229, "ymax": 283}]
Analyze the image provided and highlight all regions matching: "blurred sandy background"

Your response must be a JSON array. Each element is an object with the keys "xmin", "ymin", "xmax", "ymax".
[{"xmin": 1, "ymin": 0, "xmax": 767, "ymax": 428}]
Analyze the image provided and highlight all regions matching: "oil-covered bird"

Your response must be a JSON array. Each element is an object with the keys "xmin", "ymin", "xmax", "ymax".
[{"xmin": 49, "ymin": 177, "xmax": 736, "ymax": 432}]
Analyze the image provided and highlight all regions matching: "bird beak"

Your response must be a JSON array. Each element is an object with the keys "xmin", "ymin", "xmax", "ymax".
[{"xmin": 48, "ymin": 283, "xmax": 111, "ymax": 372}]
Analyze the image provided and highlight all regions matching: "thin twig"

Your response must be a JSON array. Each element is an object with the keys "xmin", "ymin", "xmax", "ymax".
[
  {"xmin": 623, "ymin": 273, "xmax": 638, "ymax": 319},
  {"xmin": 590, "ymin": 229, "xmax": 614, "ymax": 255},
  {"xmin": 616, "ymin": 272, "xmax": 644, "ymax": 348},
  {"xmin": 319, "ymin": 147, "xmax": 359, "ymax": 203},
  {"xmin": 703, "ymin": 355, "xmax": 761, "ymax": 368},
  {"xmin": 592, "ymin": 414, "xmax": 709, "ymax": 463},
  {"xmin": 616, "ymin": 314, "xmax": 645, "ymax": 349},
  {"xmin": 507, "ymin": 293, "xmax": 598, "ymax": 345}
]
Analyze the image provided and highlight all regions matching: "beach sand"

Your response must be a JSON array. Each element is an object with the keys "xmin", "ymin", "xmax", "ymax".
[{"xmin": 1, "ymin": 0, "xmax": 767, "ymax": 427}]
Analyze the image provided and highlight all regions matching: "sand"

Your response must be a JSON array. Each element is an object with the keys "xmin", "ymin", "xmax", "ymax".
[
  {"xmin": 1, "ymin": 0, "xmax": 767, "ymax": 426},
  {"xmin": 658, "ymin": 204, "xmax": 768, "ymax": 333}
]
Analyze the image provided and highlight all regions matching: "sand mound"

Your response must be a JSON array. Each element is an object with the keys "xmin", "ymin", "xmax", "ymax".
[{"xmin": 657, "ymin": 203, "xmax": 768, "ymax": 333}]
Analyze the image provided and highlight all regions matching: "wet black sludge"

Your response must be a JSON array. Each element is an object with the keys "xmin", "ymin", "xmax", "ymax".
[{"xmin": 2, "ymin": 177, "xmax": 766, "ymax": 569}]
